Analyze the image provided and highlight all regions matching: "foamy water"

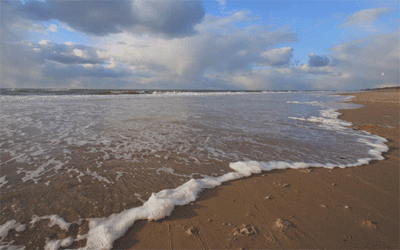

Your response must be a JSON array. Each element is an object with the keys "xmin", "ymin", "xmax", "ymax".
[{"xmin": 0, "ymin": 90, "xmax": 388, "ymax": 249}]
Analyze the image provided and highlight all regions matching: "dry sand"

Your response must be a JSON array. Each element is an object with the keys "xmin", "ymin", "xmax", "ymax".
[{"xmin": 112, "ymin": 89, "xmax": 399, "ymax": 249}]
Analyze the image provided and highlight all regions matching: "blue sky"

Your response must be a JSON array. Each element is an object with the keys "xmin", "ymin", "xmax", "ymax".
[
  {"xmin": 1, "ymin": 0, "xmax": 399, "ymax": 90},
  {"xmin": 204, "ymin": 0, "xmax": 398, "ymax": 63}
]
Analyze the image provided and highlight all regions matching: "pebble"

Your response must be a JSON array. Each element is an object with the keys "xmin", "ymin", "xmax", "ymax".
[{"xmin": 320, "ymin": 204, "xmax": 327, "ymax": 208}]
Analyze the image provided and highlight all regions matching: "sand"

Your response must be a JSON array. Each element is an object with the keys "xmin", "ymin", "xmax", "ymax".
[{"xmin": 112, "ymin": 89, "xmax": 399, "ymax": 249}]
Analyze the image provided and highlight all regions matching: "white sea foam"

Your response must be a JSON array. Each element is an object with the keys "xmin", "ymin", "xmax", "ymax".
[
  {"xmin": 61, "ymin": 113, "xmax": 388, "ymax": 250},
  {"xmin": 44, "ymin": 237, "xmax": 73, "ymax": 250},
  {"xmin": 30, "ymin": 215, "xmax": 71, "ymax": 231},
  {"xmin": 44, "ymin": 240, "xmax": 61, "ymax": 250},
  {"xmin": 290, "ymin": 108, "xmax": 353, "ymax": 130},
  {"xmin": 0, "ymin": 220, "xmax": 25, "ymax": 239},
  {"xmin": 78, "ymin": 132, "xmax": 386, "ymax": 250},
  {"xmin": 288, "ymin": 117, "xmax": 306, "ymax": 121},
  {"xmin": 0, "ymin": 90, "xmax": 260, "ymax": 104},
  {"xmin": 2, "ymin": 131, "xmax": 389, "ymax": 250},
  {"xmin": 0, "ymin": 176, "xmax": 8, "ymax": 188},
  {"xmin": 287, "ymin": 100, "xmax": 321, "ymax": 106},
  {"xmin": 85, "ymin": 169, "xmax": 113, "ymax": 184},
  {"xmin": 20, "ymin": 159, "xmax": 64, "ymax": 184},
  {"xmin": 0, "ymin": 243, "xmax": 25, "ymax": 250},
  {"xmin": 115, "ymin": 171, "xmax": 126, "ymax": 181}
]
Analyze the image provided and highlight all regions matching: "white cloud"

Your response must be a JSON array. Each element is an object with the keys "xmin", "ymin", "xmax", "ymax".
[
  {"xmin": 260, "ymin": 47, "xmax": 294, "ymax": 67},
  {"xmin": 217, "ymin": 0, "xmax": 226, "ymax": 7},
  {"xmin": 73, "ymin": 49, "xmax": 85, "ymax": 58},
  {"xmin": 340, "ymin": 8, "xmax": 390, "ymax": 28},
  {"xmin": 48, "ymin": 24, "xmax": 58, "ymax": 32},
  {"xmin": 106, "ymin": 58, "xmax": 119, "ymax": 69},
  {"xmin": 198, "ymin": 11, "xmax": 261, "ymax": 34},
  {"xmin": 38, "ymin": 40, "xmax": 49, "ymax": 45}
]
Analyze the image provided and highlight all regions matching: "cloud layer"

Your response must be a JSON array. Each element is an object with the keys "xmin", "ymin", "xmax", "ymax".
[
  {"xmin": 98, "ymin": 12, "xmax": 297, "ymax": 89},
  {"xmin": 1, "ymin": 1, "xmax": 399, "ymax": 90},
  {"xmin": 19, "ymin": 0, "xmax": 205, "ymax": 37}
]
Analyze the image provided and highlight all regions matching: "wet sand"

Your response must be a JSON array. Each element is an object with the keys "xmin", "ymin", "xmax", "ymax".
[{"xmin": 113, "ymin": 89, "xmax": 399, "ymax": 249}]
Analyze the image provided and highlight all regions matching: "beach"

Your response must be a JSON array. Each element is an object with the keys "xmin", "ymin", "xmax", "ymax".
[
  {"xmin": 2, "ymin": 1, "xmax": 398, "ymax": 249},
  {"xmin": 0, "ymin": 89, "xmax": 398, "ymax": 249},
  {"xmin": 113, "ymin": 89, "xmax": 399, "ymax": 249}
]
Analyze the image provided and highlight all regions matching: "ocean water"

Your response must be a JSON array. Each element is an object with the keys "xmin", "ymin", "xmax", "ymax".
[{"xmin": 0, "ymin": 89, "xmax": 388, "ymax": 249}]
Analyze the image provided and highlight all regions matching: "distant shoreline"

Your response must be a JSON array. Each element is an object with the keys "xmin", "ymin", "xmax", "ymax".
[
  {"xmin": 2, "ymin": 86, "xmax": 399, "ymax": 94},
  {"xmin": 363, "ymin": 86, "xmax": 400, "ymax": 91}
]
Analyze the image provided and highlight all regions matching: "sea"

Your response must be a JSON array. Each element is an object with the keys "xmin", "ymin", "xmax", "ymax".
[{"xmin": 0, "ymin": 89, "xmax": 388, "ymax": 249}]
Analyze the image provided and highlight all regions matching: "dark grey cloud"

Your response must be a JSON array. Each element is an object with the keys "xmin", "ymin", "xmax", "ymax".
[
  {"xmin": 308, "ymin": 53, "xmax": 331, "ymax": 67},
  {"xmin": 0, "ymin": 0, "xmax": 150, "ymax": 88},
  {"xmin": 18, "ymin": 0, "xmax": 205, "ymax": 37},
  {"xmin": 33, "ymin": 41, "xmax": 105, "ymax": 65}
]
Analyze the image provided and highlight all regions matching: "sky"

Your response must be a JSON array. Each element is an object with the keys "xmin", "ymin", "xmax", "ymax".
[{"xmin": 1, "ymin": 0, "xmax": 399, "ymax": 90}]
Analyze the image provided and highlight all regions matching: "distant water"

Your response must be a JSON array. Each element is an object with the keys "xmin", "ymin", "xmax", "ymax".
[
  {"xmin": 0, "ymin": 89, "xmax": 388, "ymax": 249},
  {"xmin": 0, "ymin": 88, "xmax": 264, "ymax": 96}
]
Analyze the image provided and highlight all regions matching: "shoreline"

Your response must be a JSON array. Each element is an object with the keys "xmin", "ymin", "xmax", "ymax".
[{"xmin": 112, "ymin": 90, "xmax": 399, "ymax": 249}]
